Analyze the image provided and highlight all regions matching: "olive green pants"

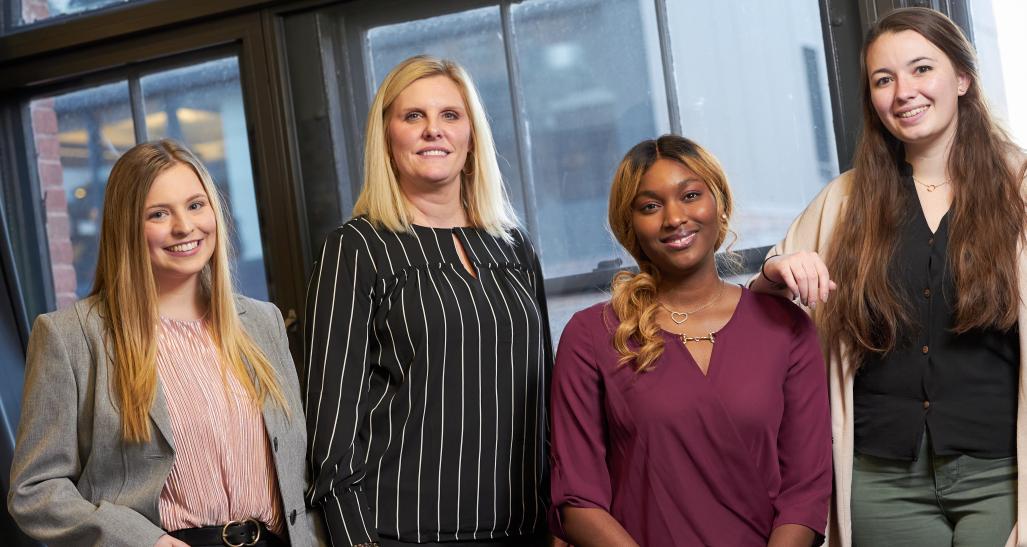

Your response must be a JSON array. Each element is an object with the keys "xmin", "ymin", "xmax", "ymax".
[{"xmin": 851, "ymin": 434, "xmax": 1016, "ymax": 547}]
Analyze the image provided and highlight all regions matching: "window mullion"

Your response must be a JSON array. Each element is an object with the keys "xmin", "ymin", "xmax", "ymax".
[
  {"xmin": 653, "ymin": 0, "xmax": 681, "ymax": 135},
  {"xmin": 499, "ymin": 1, "xmax": 540, "ymax": 244},
  {"xmin": 128, "ymin": 77, "xmax": 147, "ymax": 144}
]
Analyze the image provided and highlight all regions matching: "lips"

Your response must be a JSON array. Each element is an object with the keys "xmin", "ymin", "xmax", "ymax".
[
  {"xmin": 660, "ymin": 230, "xmax": 697, "ymax": 250},
  {"xmin": 896, "ymin": 104, "xmax": 930, "ymax": 121},
  {"xmin": 164, "ymin": 239, "xmax": 202, "ymax": 255},
  {"xmin": 417, "ymin": 147, "xmax": 450, "ymax": 157}
]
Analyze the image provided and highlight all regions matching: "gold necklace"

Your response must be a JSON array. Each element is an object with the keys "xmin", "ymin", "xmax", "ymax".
[
  {"xmin": 680, "ymin": 332, "xmax": 717, "ymax": 345},
  {"xmin": 658, "ymin": 281, "xmax": 725, "ymax": 325},
  {"xmin": 912, "ymin": 176, "xmax": 950, "ymax": 192}
]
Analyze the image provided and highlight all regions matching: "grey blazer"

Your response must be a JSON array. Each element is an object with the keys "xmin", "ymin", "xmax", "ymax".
[{"xmin": 7, "ymin": 296, "xmax": 320, "ymax": 546}]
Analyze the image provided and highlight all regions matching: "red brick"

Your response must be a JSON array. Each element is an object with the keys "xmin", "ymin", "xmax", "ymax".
[
  {"xmin": 46, "ymin": 213, "xmax": 71, "ymax": 240},
  {"xmin": 44, "ymin": 188, "xmax": 68, "ymax": 212},
  {"xmin": 56, "ymin": 293, "xmax": 77, "ymax": 310},
  {"xmin": 38, "ymin": 161, "xmax": 64, "ymax": 189},
  {"xmin": 35, "ymin": 134, "xmax": 60, "ymax": 158},
  {"xmin": 52, "ymin": 265, "xmax": 78, "ymax": 294},
  {"xmin": 31, "ymin": 106, "xmax": 58, "ymax": 134},
  {"xmin": 50, "ymin": 241, "xmax": 74, "ymax": 266}
]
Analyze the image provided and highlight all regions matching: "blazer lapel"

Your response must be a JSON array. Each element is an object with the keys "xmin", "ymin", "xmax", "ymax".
[{"xmin": 149, "ymin": 378, "xmax": 176, "ymax": 451}]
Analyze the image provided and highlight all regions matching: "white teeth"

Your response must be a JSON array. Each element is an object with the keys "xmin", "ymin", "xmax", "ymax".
[
  {"xmin": 168, "ymin": 241, "xmax": 198, "ymax": 252},
  {"xmin": 898, "ymin": 105, "xmax": 928, "ymax": 118},
  {"xmin": 419, "ymin": 150, "xmax": 447, "ymax": 156}
]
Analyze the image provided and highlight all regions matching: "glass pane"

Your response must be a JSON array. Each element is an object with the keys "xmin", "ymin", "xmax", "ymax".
[
  {"xmin": 12, "ymin": 0, "xmax": 135, "ymax": 29},
  {"xmin": 28, "ymin": 81, "xmax": 133, "ymax": 308},
  {"xmin": 510, "ymin": 0, "xmax": 669, "ymax": 280},
  {"xmin": 367, "ymin": 7, "xmax": 527, "ymax": 217},
  {"xmin": 971, "ymin": 0, "xmax": 1027, "ymax": 147},
  {"xmin": 141, "ymin": 57, "xmax": 269, "ymax": 301},
  {"xmin": 666, "ymin": 1, "xmax": 838, "ymax": 251}
]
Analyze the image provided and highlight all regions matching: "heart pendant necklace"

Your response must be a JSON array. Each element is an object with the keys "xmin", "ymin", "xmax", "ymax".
[{"xmin": 658, "ymin": 281, "xmax": 725, "ymax": 325}]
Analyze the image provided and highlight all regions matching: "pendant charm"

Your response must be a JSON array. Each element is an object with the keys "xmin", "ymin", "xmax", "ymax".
[
  {"xmin": 670, "ymin": 311, "xmax": 689, "ymax": 324},
  {"xmin": 926, "ymin": 184, "xmax": 936, "ymax": 192}
]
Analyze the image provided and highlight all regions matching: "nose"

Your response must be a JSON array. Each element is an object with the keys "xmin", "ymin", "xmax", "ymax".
[
  {"xmin": 171, "ymin": 213, "xmax": 194, "ymax": 237},
  {"xmin": 423, "ymin": 118, "xmax": 442, "ymax": 139},
  {"xmin": 662, "ymin": 201, "xmax": 687, "ymax": 229},
  {"xmin": 894, "ymin": 74, "xmax": 916, "ymax": 102}
]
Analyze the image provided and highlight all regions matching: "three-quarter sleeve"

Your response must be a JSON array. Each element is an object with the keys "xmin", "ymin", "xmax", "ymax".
[
  {"xmin": 548, "ymin": 311, "xmax": 611, "ymax": 539},
  {"xmin": 772, "ymin": 310, "xmax": 832, "ymax": 536},
  {"xmin": 304, "ymin": 227, "xmax": 379, "ymax": 546}
]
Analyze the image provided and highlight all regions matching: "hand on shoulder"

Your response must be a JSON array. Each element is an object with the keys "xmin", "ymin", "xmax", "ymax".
[{"xmin": 760, "ymin": 252, "xmax": 837, "ymax": 309}]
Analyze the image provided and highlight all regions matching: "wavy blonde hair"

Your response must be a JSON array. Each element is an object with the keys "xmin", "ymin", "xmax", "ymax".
[
  {"xmin": 607, "ymin": 135, "xmax": 735, "ymax": 372},
  {"xmin": 353, "ymin": 54, "xmax": 518, "ymax": 241},
  {"xmin": 91, "ymin": 139, "xmax": 288, "ymax": 442}
]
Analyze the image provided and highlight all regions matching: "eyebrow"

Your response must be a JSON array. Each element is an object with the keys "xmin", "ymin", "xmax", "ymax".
[
  {"xmin": 633, "ymin": 178, "xmax": 703, "ymax": 200},
  {"xmin": 145, "ymin": 193, "xmax": 207, "ymax": 210},
  {"xmin": 870, "ymin": 56, "xmax": 936, "ymax": 76}
]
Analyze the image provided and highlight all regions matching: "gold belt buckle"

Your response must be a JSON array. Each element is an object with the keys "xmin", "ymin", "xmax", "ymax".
[{"xmin": 221, "ymin": 518, "xmax": 261, "ymax": 547}]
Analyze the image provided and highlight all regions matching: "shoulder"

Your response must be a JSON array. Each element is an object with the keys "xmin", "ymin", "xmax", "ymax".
[
  {"xmin": 562, "ymin": 302, "xmax": 614, "ymax": 341},
  {"xmin": 815, "ymin": 170, "xmax": 853, "ymax": 207},
  {"xmin": 235, "ymin": 296, "xmax": 283, "ymax": 328},
  {"xmin": 323, "ymin": 217, "xmax": 388, "ymax": 251},
  {"xmin": 743, "ymin": 289, "xmax": 812, "ymax": 331}
]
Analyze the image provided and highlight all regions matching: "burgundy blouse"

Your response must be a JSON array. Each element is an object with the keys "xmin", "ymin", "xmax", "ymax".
[{"xmin": 549, "ymin": 289, "xmax": 831, "ymax": 546}]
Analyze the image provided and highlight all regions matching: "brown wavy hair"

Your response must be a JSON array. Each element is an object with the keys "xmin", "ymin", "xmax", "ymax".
[
  {"xmin": 607, "ymin": 135, "xmax": 734, "ymax": 372},
  {"xmin": 91, "ymin": 140, "xmax": 288, "ymax": 442},
  {"xmin": 820, "ymin": 7, "xmax": 1027, "ymax": 364}
]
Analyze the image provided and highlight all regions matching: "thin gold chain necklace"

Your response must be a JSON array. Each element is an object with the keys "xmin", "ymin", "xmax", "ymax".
[
  {"xmin": 912, "ymin": 176, "xmax": 950, "ymax": 192},
  {"xmin": 657, "ymin": 280, "xmax": 725, "ymax": 325}
]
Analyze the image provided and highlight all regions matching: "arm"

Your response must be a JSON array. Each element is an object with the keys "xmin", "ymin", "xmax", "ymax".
[
  {"xmin": 8, "ymin": 314, "xmax": 168, "ymax": 547},
  {"xmin": 549, "ymin": 311, "xmax": 636, "ymax": 547},
  {"xmin": 769, "ymin": 311, "xmax": 832, "ymax": 546},
  {"xmin": 749, "ymin": 173, "xmax": 851, "ymax": 307},
  {"xmin": 304, "ymin": 228, "xmax": 379, "ymax": 546}
]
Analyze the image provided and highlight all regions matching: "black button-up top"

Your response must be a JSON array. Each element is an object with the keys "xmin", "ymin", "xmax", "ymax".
[{"xmin": 853, "ymin": 166, "xmax": 1019, "ymax": 461}]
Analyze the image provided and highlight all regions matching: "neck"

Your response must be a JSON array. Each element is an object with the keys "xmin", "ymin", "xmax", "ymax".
[
  {"xmin": 905, "ymin": 127, "xmax": 957, "ymax": 183},
  {"xmin": 657, "ymin": 262, "xmax": 722, "ymax": 308},
  {"xmin": 401, "ymin": 177, "xmax": 468, "ymax": 228},
  {"xmin": 155, "ymin": 275, "xmax": 206, "ymax": 320}
]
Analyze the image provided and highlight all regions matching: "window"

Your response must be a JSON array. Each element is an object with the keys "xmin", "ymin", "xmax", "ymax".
[
  {"xmin": 284, "ymin": 0, "xmax": 838, "ymax": 341},
  {"xmin": 24, "ymin": 55, "xmax": 269, "ymax": 310},
  {"xmin": 970, "ymin": 0, "xmax": 1027, "ymax": 147},
  {"xmin": 5, "ymin": 0, "xmax": 137, "ymax": 30}
]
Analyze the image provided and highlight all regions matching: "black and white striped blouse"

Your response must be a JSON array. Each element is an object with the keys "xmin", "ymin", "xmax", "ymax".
[{"xmin": 304, "ymin": 217, "xmax": 552, "ymax": 546}]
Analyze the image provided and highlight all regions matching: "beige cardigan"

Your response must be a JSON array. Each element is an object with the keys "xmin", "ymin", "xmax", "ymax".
[{"xmin": 766, "ymin": 170, "xmax": 1026, "ymax": 547}]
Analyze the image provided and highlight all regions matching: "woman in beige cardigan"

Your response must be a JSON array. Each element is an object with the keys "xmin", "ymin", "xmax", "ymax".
[{"xmin": 752, "ymin": 7, "xmax": 1027, "ymax": 547}]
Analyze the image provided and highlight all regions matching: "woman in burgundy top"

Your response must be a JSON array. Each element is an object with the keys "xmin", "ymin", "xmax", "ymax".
[{"xmin": 549, "ymin": 135, "xmax": 832, "ymax": 546}]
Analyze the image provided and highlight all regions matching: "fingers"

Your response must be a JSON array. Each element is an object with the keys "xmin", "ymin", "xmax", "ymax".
[{"xmin": 767, "ymin": 251, "xmax": 835, "ymax": 308}]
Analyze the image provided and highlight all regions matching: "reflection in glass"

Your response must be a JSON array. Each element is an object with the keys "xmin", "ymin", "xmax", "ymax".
[
  {"xmin": 666, "ymin": 1, "xmax": 838, "ymax": 251},
  {"xmin": 367, "ymin": 7, "xmax": 527, "ymax": 216},
  {"xmin": 510, "ymin": 0, "xmax": 669, "ymax": 279},
  {"xmin": 141, "ymin": 57, "xmax": 269, "ymax": 301},
  {"xmin": 31, "ymin": 81, "xmax": 133, "ymax": 304},
  {"xmin": 14, "ymin": 0, "xmax": 133, "ymax": 29}
]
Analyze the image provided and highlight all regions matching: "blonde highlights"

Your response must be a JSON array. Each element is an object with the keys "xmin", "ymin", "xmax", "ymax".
[
  {"xmin": 353, "ymin": 54, "xmax": 518, "ymax": 241},
  {"xmin": 607, "ymin": 135, "xmax": 735, "ymax": 372},
  {"xmin": 91, "ymin": 139, "xmax": 288, "ymax": 442}
]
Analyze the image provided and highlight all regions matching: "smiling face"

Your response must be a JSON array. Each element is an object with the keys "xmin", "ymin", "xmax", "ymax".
[
  {"xmin": 631, "ymin": 158, "xmax": 720, "ymax": 279},
  {"xmin": 866, "ymin": 30, "xmax": 969, "ymax": 153},
  {"xmin": 386, "ymin": 74, "xmax": 472, "ymax": 193},
  {"xmin": 143, "ymin": 163, "xmax": 217, "ymax": 289}
]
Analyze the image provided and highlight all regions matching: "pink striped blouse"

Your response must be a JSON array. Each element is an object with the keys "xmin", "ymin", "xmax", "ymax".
[{"xmin": 155, "ymin": 317, "xmax": 284, "ymax": 535}]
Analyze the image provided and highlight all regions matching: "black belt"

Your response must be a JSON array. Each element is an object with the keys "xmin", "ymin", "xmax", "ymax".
[{"xmin": 168, "ymin": 519, "xmax": 288, "ymax": 547}]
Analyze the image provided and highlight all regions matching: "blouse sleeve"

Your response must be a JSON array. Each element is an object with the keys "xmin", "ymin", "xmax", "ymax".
[
  {"xmin": 548, "ymin": 309, "xmax": 612, "ymax": 540},
  {"xmin": 772, "ymin": 310, "xmax": 832, "ymax": 536},
  {"xmin": 304, "ymin": 225, "xmax": 379, "ymax": 546}
]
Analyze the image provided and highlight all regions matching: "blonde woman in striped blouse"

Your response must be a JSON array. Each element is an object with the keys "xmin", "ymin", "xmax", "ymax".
[{"xmin": 9, "ymin": 140, "xmax": 319, "ymax": 546}]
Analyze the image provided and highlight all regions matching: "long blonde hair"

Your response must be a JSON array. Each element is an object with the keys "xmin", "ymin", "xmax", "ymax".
[
  {"xmin": 91, "ymin": 139, "xmax": 288, "ymax": 442},
  {"xmin": 607, "ymin": 135, "xmax": 735, "ymax": 372},
  {"xmin": 353, "ymin": 54, "xmax": 518, "ymax": 241},
  {"xmin": 820, "ymin": 8, "xmax": 1027, "ymax": 365}
]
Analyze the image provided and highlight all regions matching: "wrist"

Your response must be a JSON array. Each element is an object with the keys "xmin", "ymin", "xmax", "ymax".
[{"xmin": 760, "ymin": 254, "xmax": 787, "ymax": 289}]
